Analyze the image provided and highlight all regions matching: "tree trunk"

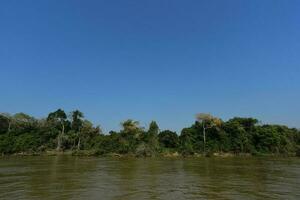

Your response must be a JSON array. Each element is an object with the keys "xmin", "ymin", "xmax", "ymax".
[
  {"xmin": 203, "ymin": 124, "xmax": 206, "ymax": 153},
  {"xmin": 77, "ymin": 138, "xmax": 81, "ymax": 150},
  {"xmin": 57, "ymin": 122, "xmax": 65, "ymax": 151},
  {"xmin": 57, "ymin": 135, "xmax": 61, "ymax": 151},
  {"xmin": 8, "ymin": 121, "xmax": 11, "ymax": 133},
  {"xmin": 77, "ymin": 128, "xmax": 81, "ymax": 150}
]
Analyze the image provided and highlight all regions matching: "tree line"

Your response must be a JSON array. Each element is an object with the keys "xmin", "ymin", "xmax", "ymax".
[{"xmin": 0, "ymin": 109, "xmax": 299, "ymax": 156}]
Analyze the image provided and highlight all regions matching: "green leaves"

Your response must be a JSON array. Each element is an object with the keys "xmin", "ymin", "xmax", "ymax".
[
  {"xmin": 47, "ymin": 109, "xmax": 67, "ymax": 122},
  {"xmin": 0, "ymin": 110, "xmax": 299, "ymax": 156}
]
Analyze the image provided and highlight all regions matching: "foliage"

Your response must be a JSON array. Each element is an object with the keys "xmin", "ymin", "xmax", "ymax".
[
  {"xmin": 158, "ymin": 130, "xmax": 179, "ymax": 149},
  {"xmin": 0, "ymin": 114, "xmax": 9, "ymax": 134},
  {"xmin": 0, "ymin": 111, "xmax": 299, "ymax": 156}
]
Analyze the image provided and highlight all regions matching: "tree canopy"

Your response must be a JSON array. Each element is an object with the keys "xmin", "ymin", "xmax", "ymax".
[{"xmin": 0, "ymin": 110, "xmax": 299, "ymax": 156}]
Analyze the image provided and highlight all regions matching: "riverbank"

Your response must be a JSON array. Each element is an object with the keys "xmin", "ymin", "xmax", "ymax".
[{"xmin": 2, "ymin": 150, "xmax": 298, "ymax": 158}]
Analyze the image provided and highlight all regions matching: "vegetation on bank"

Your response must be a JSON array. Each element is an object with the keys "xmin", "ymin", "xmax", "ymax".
[{"xmin": 0, "ymin": 110, "xmax": 299, "ymax": 157}]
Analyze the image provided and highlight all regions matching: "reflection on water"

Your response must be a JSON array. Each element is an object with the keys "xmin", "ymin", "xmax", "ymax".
[{"xmin": 0, "ymin": 156, "xmax": 299, "ymax": 200}]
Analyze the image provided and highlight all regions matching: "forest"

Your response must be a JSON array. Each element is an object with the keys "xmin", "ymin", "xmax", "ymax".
[{"xmin": 0, "ymin": 109, "xmax": 299, "ymax": 157}]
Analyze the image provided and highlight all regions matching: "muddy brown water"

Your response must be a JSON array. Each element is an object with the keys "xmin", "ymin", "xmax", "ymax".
[{"xmin": 0, "ymin": 156, "xmax": 299, "ymax": 200}]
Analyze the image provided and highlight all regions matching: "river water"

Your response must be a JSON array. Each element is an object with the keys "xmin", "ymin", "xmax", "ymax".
[{"xmin": 0, "ymin": 156, "xmax": 299, "ymax": 200}]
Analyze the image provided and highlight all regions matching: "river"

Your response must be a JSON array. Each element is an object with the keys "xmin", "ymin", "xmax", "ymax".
[{"xmin": 0, "ymin": 156, "xmax": 299, "ymax": 199}]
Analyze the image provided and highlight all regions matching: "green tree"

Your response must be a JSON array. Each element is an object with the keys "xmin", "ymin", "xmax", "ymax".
[
  {"xmin": 71, "ymin": 110, "xmax": 84, "ymax": 149},
  {"xmin": 146, "ymin": 121, "xmax": 159, "ymax": 150},
  {"xmin": 119, "ymin": 119, "xmax": 142, "ymax": 153},
  {"xmin": 227, "ymin": 117, "xmax": 258, "ymax": 132},
  {"xmin": 224, "ymin": 120, "xmax": 250, "ymax": 153},
  {"xmin": 0, "ymin": 113, "xmax": 13, "ymax": 134},
  {"xmin": 121, "ymin": 120, "xmax": 140, "ymax": 134},
  {"xmin": 158, "ymin": 130, "xmax": 179, "ymax": 149},
  {"xmin": 71, "ymin": 110, "xmax": 84, "ymax": 132},
  {"xmin": 13, "ymin": 113, "xmax": 37, "ymax": 133},
  {"xmin": 0, "ymin": 114, "xmax": 10, "ymax": 134},
  {"xmin": 196, "ymin": 113, "xmax": 222, "ymax": 152},
  {"xmin": 78, "ymin": 120, "xmax": 101, "ymax": 150},
  {"xmin": 179, "ymin": 128, "xmax": 195, "ymax": 155},
  {"xmin": 47, "ymin": 109, "xmax": 67, "ymax": 151}
]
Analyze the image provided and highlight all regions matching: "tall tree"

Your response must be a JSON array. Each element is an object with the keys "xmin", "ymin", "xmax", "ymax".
[
  {"xmin": 71, "ymin": 110, "xmax": 84, "ymax": 132},
  {"xmin": 147, "ymin": 121, "xmax": 160, "ymax": 151},
  {"xmin": 71, "ymin": 110, "xmax": 84, "ymax": 149},
  {"xmin": 121, "ymin": 119, "xmax": 140, "ymax": 136},
  {"xmin": 0, "ymin": 113, "xmax": 13, "ymax": 133},
  {"xmin": 148, "ymin": 121, "xmax": 159, "ymax": 136},
  {"xmin": 158, "ymin": 130, "xmax": 179, "ymax": 149},
  {"xmin": 13, "ymin": 113, "xmax": 37, "ymax": 132},
  {"xmin": 119, "ymin": 119, "xmax": 141, "ymax": 153},
  {"xmin": 0, "ymin": 113, "xmax": 10, "ymax": 134},
  {"xmin": 47, "ymin": 109, "xmax": 67, "ymax": 151},
  {"xmin": 196, "ymin": 113, "xmax": 222, "ymax": 152}
]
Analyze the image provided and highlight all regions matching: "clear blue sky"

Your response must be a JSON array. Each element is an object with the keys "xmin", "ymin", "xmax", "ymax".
[{"xmin": 0, "ymin": 0, "xmax": 299, "ymax": 132}]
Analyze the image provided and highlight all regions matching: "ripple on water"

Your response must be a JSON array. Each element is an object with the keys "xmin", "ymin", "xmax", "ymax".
[{"xmin": 0, "ymin": 157, "xmax": 299, "ymax": 200}]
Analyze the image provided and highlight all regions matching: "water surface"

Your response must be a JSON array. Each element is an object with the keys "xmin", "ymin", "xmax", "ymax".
[{"xmin": 0, "ymin": 156, "xmax": 299, "ymax": 200}]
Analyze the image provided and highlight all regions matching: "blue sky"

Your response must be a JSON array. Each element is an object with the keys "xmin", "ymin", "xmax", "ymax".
[{"xmin": 0, "ymin": 0, "xmax": 299, "ymax": 132}]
